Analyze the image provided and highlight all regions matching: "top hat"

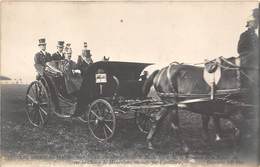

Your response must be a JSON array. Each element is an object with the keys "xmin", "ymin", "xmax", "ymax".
[
  {"xmin": 83, "ymin": 42, "xmax": 88, "ymax": 48},
  {"xmin": 246, "ymin": 15, "xmax": 256, "ymax": 27},
  {"xmin": 38, "ymin": 38, "xmax": 46, "ymax": 46},
  {"xmin": 57, "ymin": 41, "xmax": 65, "ymax": 47},
  {"xmin": 253, "ymin": 8, "xmax": 259, "ymax": 19}
]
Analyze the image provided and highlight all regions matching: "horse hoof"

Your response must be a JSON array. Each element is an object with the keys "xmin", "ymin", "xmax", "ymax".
[
  {"xmin": 215, "ymin": 135, "xmax": 222, "ymax": 142},
  {"xmin": 183, "ymin": 145, "xmax": 189, "ymax": 154},
  {"xmin": 148, "ymin": 143, "xmax": 154, "ymax": 150}
]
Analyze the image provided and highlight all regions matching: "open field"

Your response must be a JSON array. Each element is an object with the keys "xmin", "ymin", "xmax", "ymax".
[{"xmin": 1, "ymin": 84, "xmax": 258, "ymax": 165}]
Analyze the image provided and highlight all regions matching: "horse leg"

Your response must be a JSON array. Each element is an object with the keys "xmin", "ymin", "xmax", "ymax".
[
  {"xmin": 146, "ymin": 121, "xmax": 158, "ymax": 150},
  {"xmin": 146, "ymin": 107, "xmax": 169, "ymax": 150},
  {"xmin": 213, "ymin": 116, "xmax": 222, "ymax": 141},
  {"xmin": 171, "ymin": 109, "xmax": 189, "ymax": 153},
  {"xmin": 227, "ymin": 111, "xmax": 244, "ymax": 153},
  {"xmin": 201, "ymin": 115, "xmax": 210, "ymax": 143}
]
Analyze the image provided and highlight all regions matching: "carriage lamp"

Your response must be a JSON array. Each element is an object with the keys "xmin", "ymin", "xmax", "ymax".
[{"xmin": 96, "ymin": 69, "xmax": 107, "ymax": 95}]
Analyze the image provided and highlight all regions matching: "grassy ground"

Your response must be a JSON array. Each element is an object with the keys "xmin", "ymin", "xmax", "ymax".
[{"xmin": 1, "ymin": 84, "xmax": 258, "ymax": 165}]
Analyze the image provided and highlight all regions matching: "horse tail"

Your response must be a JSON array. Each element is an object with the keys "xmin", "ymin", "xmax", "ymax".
[{"xmin": 142, "ymin": 70, "xmax": 159, "ymax": 97}]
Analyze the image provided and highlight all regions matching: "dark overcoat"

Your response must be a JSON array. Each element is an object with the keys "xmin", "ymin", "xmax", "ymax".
[
  {"xmin": 52, "ymin": 52, "xmax": 65, "ymax": 61},
  {"xmin": 34, "ymin": 51, "xmax": 52, "ymax": 75}
]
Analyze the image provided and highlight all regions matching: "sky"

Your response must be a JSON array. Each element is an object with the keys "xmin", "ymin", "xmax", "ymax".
[{"xmin": 1, "ymin": 1, "xmax": 258, "ymax": 83}]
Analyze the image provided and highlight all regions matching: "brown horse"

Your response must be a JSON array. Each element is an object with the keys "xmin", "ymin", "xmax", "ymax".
[{"xmin": 142, "ymin": 58, "xmax": 256, "ymax": 151}]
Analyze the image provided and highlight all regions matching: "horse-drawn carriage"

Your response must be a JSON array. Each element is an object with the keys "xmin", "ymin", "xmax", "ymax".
[
  {"xmin": 25, "ymin": 56, "xmax": 257, "ymax": 149},
  {"xmin": 25, "ymin": 60, "xmax": 158, "ymax": 141}
]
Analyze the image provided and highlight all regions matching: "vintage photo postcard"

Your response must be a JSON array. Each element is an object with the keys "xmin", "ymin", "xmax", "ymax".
[{"xmin": 1, "ymin": 0, "xmax": 259, "ymax": 166}]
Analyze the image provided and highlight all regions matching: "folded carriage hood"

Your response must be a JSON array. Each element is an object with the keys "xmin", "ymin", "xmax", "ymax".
[{"xmin": 85, "ymin": 61, "xmax": 153, "ymax": 81}]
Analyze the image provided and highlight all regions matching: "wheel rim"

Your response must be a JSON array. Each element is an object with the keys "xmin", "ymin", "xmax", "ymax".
[
  {"xmin": 135, "ymin": 112, "xmax": 152, "ymax": 134},
  {"xmin": 88, "ymin": 99, "xmax": 116, "ymax": 141},
  {"xmin": 25, "ymin": 81, "xmax": 50, "ymax": 127}
]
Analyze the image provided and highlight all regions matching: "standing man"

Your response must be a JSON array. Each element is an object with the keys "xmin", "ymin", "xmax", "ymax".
[
  {"xmin": 238, "ymin": 17, "xmax": 259, "ymax": 65},
  {"xmin": 52, "ymin": 41, "xmax": 65, "ymax": 61},
  {"xmin": 237, "ymin": 16, "xmax": 259, "ymax": 88},
  {"xmin": 34, "ymin": 38, "xmax": 52, "ymax": 76}
]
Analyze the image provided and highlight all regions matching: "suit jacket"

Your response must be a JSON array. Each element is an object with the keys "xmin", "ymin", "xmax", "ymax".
[
  {"xmin": 77, "ymin": 55, "xmax": 93, "ymax": 77},
  {"xmin": 238, "ymin": 28, "xmax": 259, "ymax": 68},
  {"xmin": 63, "ymin": 60, "xmax": 83, "ymax": 94},
  {"xmin": 34, "ymin": 51, "xmax": 52, "ymax": 75},
  {"xmin": 52, "ymin": 51, "xmax": 65, "ymax": 61},
  {"xmin": 237, "ymin": 28, "xmax": 259, "ymax": 55}
]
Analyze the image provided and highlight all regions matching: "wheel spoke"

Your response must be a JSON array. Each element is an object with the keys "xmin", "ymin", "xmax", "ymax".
[
  {"xmin": 90, "ymin": 109, "xmax": 101, "ymax": 120},
  {"xmin": 39, "ymin": 106, "xmax": 48, "ymax": 115},
  {"xmin": 95, "ymin": 103, "xmax": 102, "ymax": 116},
  {"xmin": 34, "ymin": 84, "xmax": 39, "ymax": 100},
  {"xmin": 32, "ymin": 109, "xmax": 40, "ymax": 125},
  {"xmin": 103, "ymin": 126, "xmax": 108, "ymax": 138},
  {"xmin": 38, "ymin": 109, "xmax": 45, "ymax": 124},
  {"xmin": 104, "ymin": 108, "xmax": 112, "ymax": 119},
  {"xmin": 27, "ymin": 95, "xmax": 37, "ymax": 104},
  {"xmin": 104, "ymin": 123, "xmax": 113, "ymax": 133},
  {"xmin": 31, "ymin": 85, "xmax": 37, "ymax": 98}
]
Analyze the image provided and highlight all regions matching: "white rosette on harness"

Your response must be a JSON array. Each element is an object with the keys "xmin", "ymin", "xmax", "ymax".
[{"xmin": 203, "ymin": 58, "xmax": 221, "ymax": 100}]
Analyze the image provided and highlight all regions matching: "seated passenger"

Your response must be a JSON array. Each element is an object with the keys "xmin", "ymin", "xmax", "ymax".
[
  {"xmin": 77, "ymin": 49, "xmax": 93, "ymax": 76},
  {"xmin": 63, "ymin": 48, "xmax": 83, "ymax": 96},
  {"xmin": 52, "ymin": 41, "xmax": 65, "ymax": 61}
]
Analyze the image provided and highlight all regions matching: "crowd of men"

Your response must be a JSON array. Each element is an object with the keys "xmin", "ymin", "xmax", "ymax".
[
  {"xmin": 34, "ymin": 39, "xmax": 96, "ymax": 115},
  {"xmin": 34, "ymin": 40, "xmax": 93, "ymax": 75}
]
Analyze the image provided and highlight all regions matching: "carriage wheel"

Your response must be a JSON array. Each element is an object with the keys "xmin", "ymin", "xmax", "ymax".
[
  {"xmin": 25, "ymin": 81, "xmax": 50, "ymax": 127},
  {"xmin": 135, "ymin": 112, "xmax": 153, "ymax": 134},
  {"xmin": 78, "ymin": 105, "xmax": 89, "ymax": 123},
  {"xmin": 88, "ymin": 99, "xmax": 116, "ymax": 141}
]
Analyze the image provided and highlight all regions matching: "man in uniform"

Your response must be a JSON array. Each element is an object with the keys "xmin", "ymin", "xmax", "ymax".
[
  {"xmin": 52, "ymin": 41, "xmax": 65, "ymax": 61},
  {"xmin": 34, "ymin": 38, "xmax": 52, "ymax": 76}
]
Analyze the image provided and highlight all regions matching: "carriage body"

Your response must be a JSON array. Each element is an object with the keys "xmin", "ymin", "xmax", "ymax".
[{"xmin": 25, "ymin": 60, "xmax": 153, "ymax": 140}]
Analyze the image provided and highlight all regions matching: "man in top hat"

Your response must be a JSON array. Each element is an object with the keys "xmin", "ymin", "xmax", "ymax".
[
  {"xmin": 52, "ymin": 41, "xmax": 65, "ymax": 61},
  {"xmin": 34, "ymin": 38, "xmax": 52, "ymax": 75},
  {"xmin": 77, "ymin": 49, "xmax": 93, "ymax": 76},
  {"xmin": 237, "ymin": 16, "xmax": 259, "ymax": 60},
  {"xmin": 237, "ymin": 16, "xmax": 259, "ymax": 88},
  {"xmin": 63, "ymin": 48, "xmax": 83, "ymax": 97},
  {"xmin": 34, "ymin": 38, "xmax": 61, "ymax": 113}
]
